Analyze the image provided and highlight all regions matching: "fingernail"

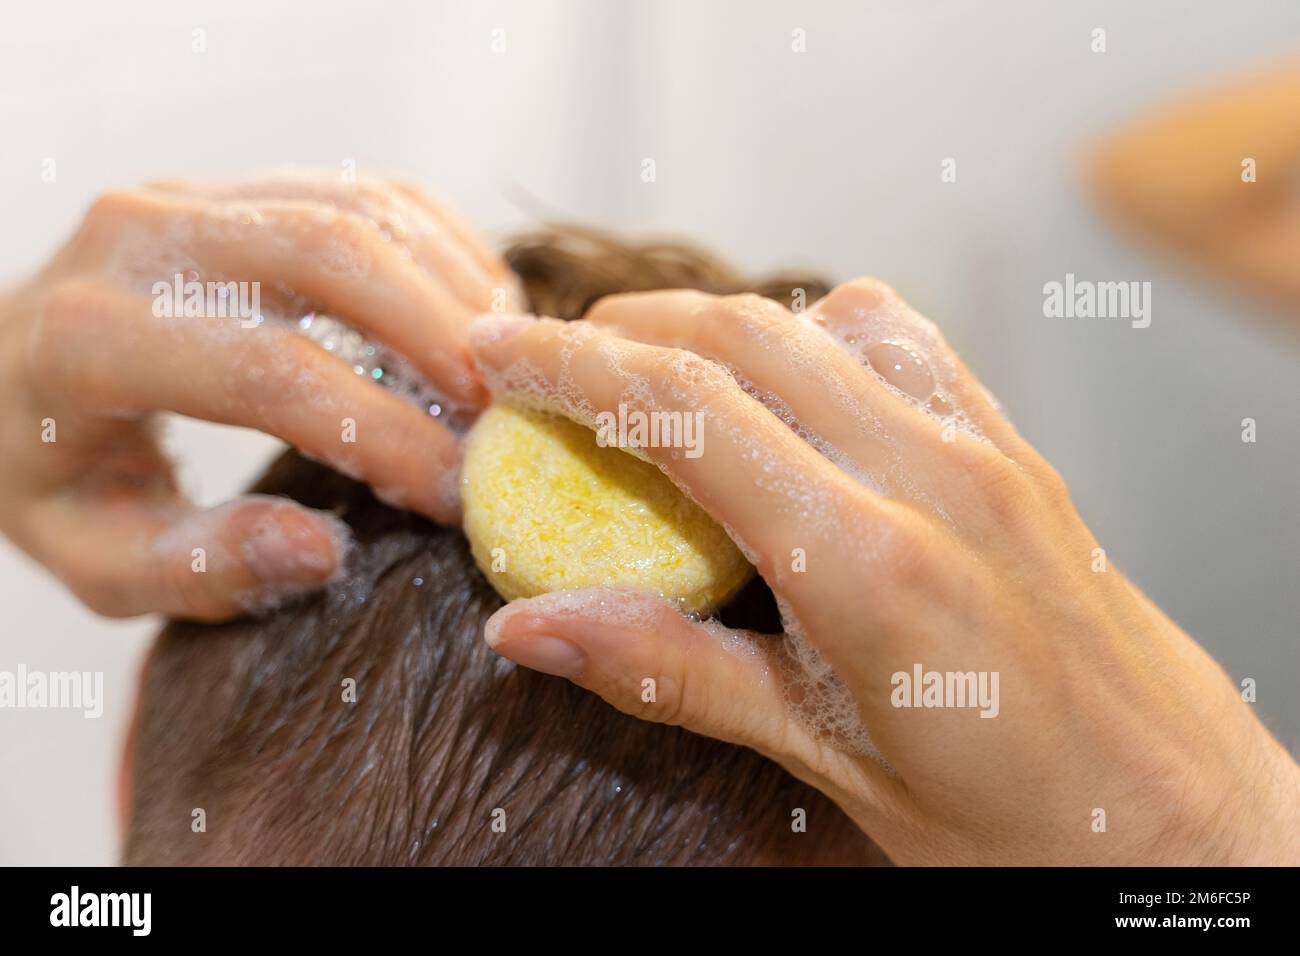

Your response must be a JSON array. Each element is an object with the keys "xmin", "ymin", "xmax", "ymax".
[
  {"xmin": 468, "ymin": 312, "xmax": 534, "ymax": 348},
  {"xmin": 235, "ymin": 504, "xmax": 344, "ymax": 585},
  {"xmin": 490, "ymin": 633, "xmax": 588, "ymax": 679}
]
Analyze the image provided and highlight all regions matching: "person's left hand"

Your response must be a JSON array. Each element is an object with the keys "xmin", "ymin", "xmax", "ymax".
[{"xmin": 0, "ymin": 172, "xmax": 521, "ymax": 620}]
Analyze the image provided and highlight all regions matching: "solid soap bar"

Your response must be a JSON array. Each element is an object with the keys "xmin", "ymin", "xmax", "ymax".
[{"xmin": 461, "ymin": 403, "xmax": 751, "ymax": 612}]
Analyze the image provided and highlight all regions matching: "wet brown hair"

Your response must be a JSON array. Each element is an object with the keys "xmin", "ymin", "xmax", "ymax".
[{"xmin": 124, "ymin": 230, "xmax": 884, "ymax": 865}]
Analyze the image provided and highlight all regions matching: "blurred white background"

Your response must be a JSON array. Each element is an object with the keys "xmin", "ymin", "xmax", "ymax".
[{"xmin": 2, "ymin": 0, "xmax": 1297, "ymax": 864}]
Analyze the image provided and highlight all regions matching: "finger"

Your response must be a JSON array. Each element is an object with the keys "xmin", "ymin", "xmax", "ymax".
[
  {"xmin": 589, "ymin": 287, "xmax": 1070, "ymax": 536},
  {"xmin": 807, "ymin": 278, "xmax": 1034, "ymax": 459},
  {"xmin": 810, "ymin": 278, "xmax": 1076, "ymax": 500},
  {"xmin": 387, "ymin": 178, "xmax": 522, "ymax": 288},
  {"xmin": 85, "ymin": 189, "xmax": 484, "ymax": 409},
  {"xmin": 148, "ymin": 174, "xmax": 507, "ymax": 315},
  {"xmin": 467, "ymin": 312, "xmax": 946, "ymax": 671},
  {"xmin": 482, "ymin": 587, "xmax": 900, "ymax": 809},
  {"xmin": 467, "ymin": 313, "xmax": 898, "ymax": 601},
  {"xmin": 26, "ymin": 492, "xmax": 351, "ymax": 621},
  {"xmin": 585, "ymin": 289, "xmax": 976, "ymax": 501},
  {"xmin": 33, "ymin": 279, "xmax": 464, "ymax": 522}
]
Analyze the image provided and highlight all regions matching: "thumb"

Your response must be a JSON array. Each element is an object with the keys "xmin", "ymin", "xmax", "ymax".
[
  {"xmin": 29, "ymin": 493, "xmax": 352, "ymax": 620},
  {"xmin": 484, "ymin": 588, "xmax": 909, "ymax": 834},
  {"xmin": 483, "ymin": 588, "xmax": 796, "ymax": 760}
]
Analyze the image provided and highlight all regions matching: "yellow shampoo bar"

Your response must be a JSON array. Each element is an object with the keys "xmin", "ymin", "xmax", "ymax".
[{"xmin": 461, "ymin": 404, "xmax": 751, "ymax": 613}]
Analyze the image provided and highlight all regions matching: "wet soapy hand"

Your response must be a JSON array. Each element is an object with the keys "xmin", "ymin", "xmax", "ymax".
[
  {"xmin": 0, "ymin": 173, "xmax": 521, "ymax": 619},
  {"xmin": 471, "ymin": 281, "xmax": 1300, "ymax": 865}
]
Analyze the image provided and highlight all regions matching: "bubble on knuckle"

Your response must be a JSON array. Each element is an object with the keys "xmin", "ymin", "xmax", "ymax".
[{"xmin": 663, "ymin": 348, "xmax": 732, "ymax": 396}]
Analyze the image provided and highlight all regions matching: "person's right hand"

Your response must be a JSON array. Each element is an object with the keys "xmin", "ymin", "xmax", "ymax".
[
  {"xmin": 470, "ymin": 282, "xmax": 1300, "ymax": 866},
  {"xmin": 0, "ymin": 172, "xmax": 521, "ymax": 620}
]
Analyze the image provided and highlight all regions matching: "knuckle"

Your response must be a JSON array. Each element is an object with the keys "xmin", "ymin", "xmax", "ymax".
[
  {"xmin": 35, "ymin": 279, "xmax": 109, "ymax": 368},
  {"xmin": 626, "ymin": 664, "xmax": 691, "ymax": 727},
  {"xmin": 957, "ymin": 444, "xmax": 1039, "ymax": 527},
  {"xmin": 715, "ymin": 291, "xmax": 787, "ymax": 326},
  {"xmin": 27, "ymin": 279, "xmax": 112, "ymax": 398},
  {"xmin": 718, "ymin": 291, "xmax": 778, "ymax": 314},
  {"xmin": 652, "ymin": 673, "xmax": 690, "ymax": 727},
  {"xmin": 864, "ymin": 512, "xmax": 937, "ymax": 588},
  {"xmin": 307, "ymin": 210, "xmax": 378, "ymax": 272},
  {"xmin": 352, "ymin": 180, "xmax": 407, "ymax": 221},
  {"xmin": 42, "ymin": 277, "xmax": 100, "ymax": 325},
  {"xmin": 382, "ymin": 175, "xmax": 423, "ymax": 198},
  {"xmin": 352, "ymin": 174, "xmax": 395, "ymax": 199},
  {"xmin": 82, "ymin": 190, "xmax": 149, "ymax": 235},
  {"xmin": 1021, "ymin": 456, "xmax": 1073, "ymax": 508},
  {"xmin": 822, "ymin": 276, "xmax": 899, "ymax": 315},
  {"xmin": 708, "ymin": 292, "xmax": 788, "ymax": 349},
  {"xmin": 581, "ymin": 291, "xmax": 634, "ymax": 325},
  {"xmin": 657, "ymin": 347, "xmax": 734, "ymax": 398},
  {"xmin": 588, "ymin": 289, "xmax": 709, "ymax": 326},
  {"xmin": 845, "ymin": 276, "xmax": 899, "ymax": 299}
]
